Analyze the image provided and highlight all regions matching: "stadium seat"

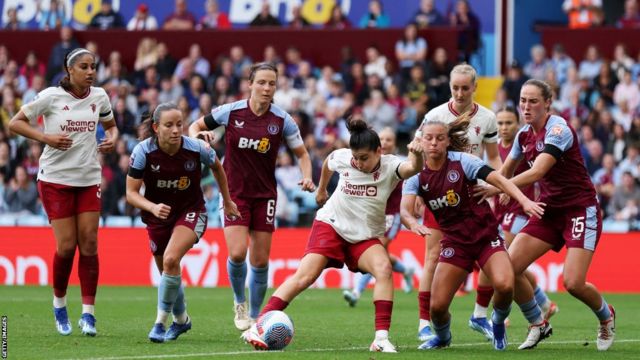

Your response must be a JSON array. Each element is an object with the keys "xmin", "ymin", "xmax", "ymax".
[
  {"xmin": 15, "ymin": 215, "xmax": 47, "ymax": 226},
  {"xmin": 104, "ymin": 216, "xmax": 133, "ymax": 227}
]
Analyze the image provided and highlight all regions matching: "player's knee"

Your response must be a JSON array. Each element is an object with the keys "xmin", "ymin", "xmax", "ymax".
[
  {"xmin": 493, "ymin": 279, "xmax": 513, "ymax": 297},
  {"xmin": 563, "ymin": 277, "xmax": 585, "ymax": 295},
  {"xmin": 163, "ymin": 253, "xmax": 181, "ymax": 273},
  {"xmin": 56, "ymin": 242, "xmax": 76, "ymax": 258},
  {"xmin": 372, "ymin": 260, "xmax": 392, "ymax": 280}
]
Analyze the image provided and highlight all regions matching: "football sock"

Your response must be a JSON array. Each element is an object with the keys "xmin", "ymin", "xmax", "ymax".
[
  {"xmin": 594, "ymin": 297, "xmax": 611, "ymax": 322},
  {"xmin": 473, "ymin": 285, "xmax": 494, "ymax": 318},
  {"xmin": 356, "ymin": 273, "xmax": 372, "ymax": 295},
  {"xmin": 260, "ymin": 296, "xmax": 289, "ymax": 317},
  {"xmin": 519, "ymin": 298, "xmax": 543, "ymax": 325},
  {"xmin": 534, "ymin": 286, "xmax": 550, "ymax": 308},
  {"xmin": 433, "ymin": 319, "xmax": 452, "ymax": 341},
  {"xmin": 157, "ymin": 273, "xmax": 181, "ymax": 324},
  {"xmin": 53, "ymin": 252, "xmax": 75, "ymax": 298},
  {"xmin": 249, "ymin": 265, "xmax": 269, "ymax": 319},
  {"xmin": 391, "ymin": 261, "xmax": 407, "ymax": 274},
  {"xmin": 492, "ymin": 304, "xmax": 511, "ymax": 325},
  {"xmin": 79, "ymin": 254, "xmax": 99, "ymax": 306},
  {"xmin": 172, "ymin": 284, "xmax": 187, "ymax": 323},
  {"xmin": 227, "ymin": 258, "xmax": 247, "ymax": 303},
  {"xmin": 374, "ymin": 300, "xmax": 393, "ymax": 331},
  {"xmin": 418, "ymin": 291, "xmax": 431, "ymax": 322}
]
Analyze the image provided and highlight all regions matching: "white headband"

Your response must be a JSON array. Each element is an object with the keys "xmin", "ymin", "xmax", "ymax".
[{"xmin": 66, "ymin": 49, "xmax": 92, "ymax": 68}]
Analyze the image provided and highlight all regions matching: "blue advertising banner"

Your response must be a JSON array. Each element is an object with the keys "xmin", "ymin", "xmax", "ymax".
[{"xmin": 1, "ymin": 0, "xmax": 495, "ymax": 31}]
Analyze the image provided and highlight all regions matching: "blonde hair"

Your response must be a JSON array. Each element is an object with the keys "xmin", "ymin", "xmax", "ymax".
[
  {"xmin": 450, "ymin": 63, "xmax": 477, "ymax": 84},
  {"xmin": 422, "ymin": 112, "xmax": 471, "ymax": 152}
]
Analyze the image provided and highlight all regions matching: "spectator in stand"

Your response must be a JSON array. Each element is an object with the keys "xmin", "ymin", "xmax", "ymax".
[
  {"xmin": 22, "ymin": 74, "xmax": 46, "ymax": 105},
  {"xmin": 614, "ymin": 69, "xmax": 640, "ymax": 112},
  {"xmin": 563, "ymin": 0, "xmax": 602, "ymax": 29},
  {"xmin": 403, "ymin": 64, "xmax": 429, "ymax": 120},
  {"xmin": 501, "ymin": 60, "xmax": 529, "ymax": 109},
  {"xmin": 113, "ymin": 98, "xmax": 136, "ymax": 138},
  {"xmin": 4, "ymin": 165, "xmax": 39, "ymax": 215},
  {"xmin": 133, "ymin": 37, "xmax": 158, "ymax": 73},
  {"xmin": 324, "ymin": 4, "xmax": 351, "ymax": 29},
  {"xmin": 578, "ymin": 45, "xmax": 603, "ymax": 83},
  {"xmin": 549, "ymin": 44, "xmax": 575, "ymax": 86},
  {"xmin": 590, "ymin": 61, "xmax": 616, "ymax": 107},
  {"xmin": 562, "ymin": 90, "xmax": 590, "ymax": 123},
  {"xmin": 524, "ymin": 44, "xmax": 553, "ymax": 81},
  {"xmin": 4, "ymin": 7, "xmax": 26, "ymax": 30},
  {"xmin": 22, "ymin": 141, "xmax": 42, "ymax": 180},
  {"xmin": 617, "ymin": 0, "xmax": 640, "ymax": 28},
  {"xmin": 127, "ymin": 3, "xmax": 158, "ymax": 30},
  {"xmin": 184, "ymin": 74, "xmax": 206, "ymax": 110},
  {"xmin": 37, "ymin": 0, "xmax": 70, "ymax": 30},
  {"xmin": 426, "ymin": 47, "xmax": 453, "ymax": 107},
  {"xmin": 230, "ymin": 46, "xmax": 253, "ymax": 79},
  {"xmin": 89, "ymin": 0, "xmax": 125, "ymax": 29},
  {"xmin": 198, "ymin": 0, "xmax": 231, "ymax": 29},
  {"xmin": 46, "ymin": 26, "xmax": 80, "ymax": 82},
  {"xmin": 163, "ymin": 0, "xmax": 197, "ymax": 30},
  {"xmin": 190, "ymin": 93, "xmax": 213, "ymax": 123},
  {"xmin": 0, "ymin": 141, "xmax": 14, "ymax": 181},
  {"xmin": 0, "ymin": 60, "xmax": 28, "ymax": 95},
  {"xmin": 358, "ymin": 0, "xmax": 390, "ymax": 28},
  {"xmin": 559, "ymin": 66, "xmax": 580, "ymax": 108},
  {"xmin": 158, "ymin": 76, "xmax": 183, "ymax": 104},
  {"xmin": 363, "ymin": 89, "xmax": 396, "ymax": 132},
  {"xmin": 175, "ymin": 44, "xmax": 210, "ymax": 80},
  {"xmin": 250, "ymin": 1, "xmax": 281, "ymax": 27},
  {"xmin": 262, "ymin": 45, "xmax": 281, "ymax": 64},
  {"xmin": 288, "ymin": 5, "xmax": 310, "ymax": 28},
  {"xmin": 607, "ymin": 171, "xmax": 640, "ymax": 221},
  {"xmin": 396, "ymin": 23, "xmax": 428, "ymax": 85},
  {"xmin": 412, "ymin": 0, "xmax": 445, "ymax": 28},
  {"xmin": 19, "ymin": 52, "xmax": 46, "ymax": 88},
  {"xmin": 615, "ymin": 144, "xmax": 640, "ymax": 183},
  {"xmin": 449, "ymin": 0, "xmax": 480, "ymax": 63},
  {"xmin": 593, "ymin": 153, "xmax": 616, "ymax": 215},
  {"xmin": 611, "ymin": 43, "xmax": 634, "ymax": 82},
  {"xmin": 364, "ymin": 46, "xmax": 388, "ymax": 80},
  {"xmin": 0, "ymin": 45, "xmax": 10, "ymax": 75},
  {"xmin": 155, "ymin": 43, "xmax": 177, "ymax": 78},
  {"xmin": 0, "ymin": 88, "xmax": 21, "ymax": 133}
]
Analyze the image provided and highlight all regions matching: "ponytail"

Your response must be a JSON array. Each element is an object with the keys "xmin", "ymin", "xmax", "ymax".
[{"xmin": 347, "ymin": 117, "xmax": 380, "ymax": 151}]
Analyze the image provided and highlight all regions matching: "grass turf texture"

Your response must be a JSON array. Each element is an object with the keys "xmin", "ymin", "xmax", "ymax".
[{"xmin": 1, "ymin": 286, "xmax": 638, "ymax": 359}]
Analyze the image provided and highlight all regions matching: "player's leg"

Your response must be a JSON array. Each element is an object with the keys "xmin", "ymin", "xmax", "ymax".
[
  {"xmin": 479, "ymin": 250, "xmax": 514, "ymax": 350},
  {"xmin": 358, "ymin": 243, "xmax": 397, "ymax": 353},
  {"xmin": 418, "ymin": 228, "xmax": 440, "ymax": 340},
  {"xmin": 76, "ymin": 210, "xmax": 101, "ymax": 337},
  {"xmin": 50, "ymin": 216, "xmax": 78, "ymax": 336},
  {"xmin": 418, "ymin": 262, "xmax": 468, "ymax": 350},
  {"xmin": 509, "ymin": 232, "xmax": 554, "ymax": 349},
  {"xmin": 224, "ymin": 225, "xmax": 251, "ymax": 330},
  {"xmin": 469, "ymin": 269, "xmax": 494, "ymax": 341},
  {"xmin": 564, "ymin": 248, "xmax": 615, "ymax": 351},
  {"xmin": 386, "ymin": 214, "xmax": 414, "ymax": 293},
  {"xmin": 248, "ymin": 230, "xmax": 272, "ymax": 321}
]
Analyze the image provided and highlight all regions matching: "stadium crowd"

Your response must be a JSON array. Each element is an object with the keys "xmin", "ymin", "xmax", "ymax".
[{"xmin": 0, "ymin": 0, "xmax": 639, "ymax": 229}]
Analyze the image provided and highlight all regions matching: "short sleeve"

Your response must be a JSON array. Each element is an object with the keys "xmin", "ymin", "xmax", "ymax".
[
  {"xmin": 509, "ymin": 130, "xmax": 525, "ymax": 160},
  {"xmin": 283, "ymin": 113, "xmax": 304, "ymax": 149},
  {"xmin": 206, "ymin": 103, "xmax": 232, "ymax": 129},
  {"xmin": 544, "ymin": 123, "xmax": 573, "ymax": 152},
  {"xmin": 327, "ymin": 149, "xmax": 347, "ymax": 172},
  {"xmin": 21, "ymin": 88, "xmax": 53, "ymax": 122},
  {"xmin": 98, "ymin": 89, "xmax": 113, "ymax": 122},
  {"xmin": 128, "ymin": 141, "xmax": 148, "ymax": 179},
  {"xmin": 483, "ymin": 114, "xmax": 499, "ymax": 143},
  {"xmin": 199, "ymin": 139, "xmax": 217, "ymax": 167},
  {"xmin": 459, "ymin": 152, "xmax": 490, "ymax": 180},
  {"xmin": 402, "ymin": 174, "xmax": 420, "ymax": 195}
]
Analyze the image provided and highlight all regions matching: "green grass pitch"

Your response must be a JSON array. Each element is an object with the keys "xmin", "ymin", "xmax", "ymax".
[{"xmin": 1, "ymin": 286, "xmax": 638, "ymax": 359}]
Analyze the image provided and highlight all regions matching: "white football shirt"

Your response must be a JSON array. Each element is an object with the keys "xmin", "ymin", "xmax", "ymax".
[
  {"xmin": 21, "ymin": 86, "xmax": 113, "ymax": 186},
  {"xmin": 420, "ymin": 101, "xmax": 498, "ymax": 157},
  {"xmin": 315, "ymin": 148, "xmax": 403, "ymax": 243}
]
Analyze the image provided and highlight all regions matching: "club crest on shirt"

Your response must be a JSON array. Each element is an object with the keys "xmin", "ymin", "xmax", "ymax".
[
  {"xmin": 91, "ymin": 104, "xmax": 96, "ymax": 113},
  {"xmin": 475, "ymin": 126, "xmax": 480, "ymax": 136},
  {"xmin": 441, "ymin": 247, "xmax": 455, "ymax": 258},
  {"xmin": 373, "ymin": 170, "xmax": 380, "ymax": 181},
  {"xmin": 184, "ymin": 159, "xmax": 196, "ymax": 171},
  {"xmin": 447, "ymin": 170, "xmax": 460, "ymax": 183},
  {"xmin": 536, "ymin": 140, "xmax": 545, "ymax": 152},
  {"xmin": 267, "ymin": 123, "xmax": 279, "ymax": 135}
]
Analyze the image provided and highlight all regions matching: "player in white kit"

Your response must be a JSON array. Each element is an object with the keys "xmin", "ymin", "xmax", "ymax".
[{"xmin": 9, "ymin": 48, "xmax": 118, "ymax": 337}]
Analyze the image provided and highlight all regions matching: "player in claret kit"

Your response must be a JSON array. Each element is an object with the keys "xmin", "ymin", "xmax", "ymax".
[
  {"xmin": 189, "ymin": 62, "xmax": 315, "ymax": 331},
  {"xmin": 402, "ymin": 114, "xmax": 545, "ymax": 350},
  {"xmin": 9, "ymin": 47, "xmax": 118, "ymax": 337},
  {"xmin": 126, "ymin": 103, "xmax": 239, "ymax": 342},
  {"xmin": 494, "ymin": 107, "xmax": 558, "ymax": 321},
  {"xmin": 342, "ymin": 127, "xmax": 415, "ymax": 307},
  {"xmin": 244, "ymin": 118, "xmax": 425, "ymax": 353},
  {"xmin": 412, "ymin": 64, "xmax": 503, "ymax": 341},
  {"xmin": 476, "ymin": 79, "xmax": 616, "ymax": 351}
]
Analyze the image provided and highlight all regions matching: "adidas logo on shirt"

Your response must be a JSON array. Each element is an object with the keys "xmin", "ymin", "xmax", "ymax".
[{"xmin": 62, "ymin": 105, "xmax": 70, "ymax": 111}]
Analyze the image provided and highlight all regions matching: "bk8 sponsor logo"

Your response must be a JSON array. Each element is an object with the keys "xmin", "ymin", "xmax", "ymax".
[
  {"xmin": 238, "ymin": 137, "xmax": 271, "ymax": 153},
  {"xmin": 157, "ymin": 176, "xmax": 191, "ymax": 190}
]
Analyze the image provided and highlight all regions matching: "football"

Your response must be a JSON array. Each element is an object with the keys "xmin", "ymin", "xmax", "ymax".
[{"xmin": 255, "ymin": 310, "xmax": 295, "ymax": 350}]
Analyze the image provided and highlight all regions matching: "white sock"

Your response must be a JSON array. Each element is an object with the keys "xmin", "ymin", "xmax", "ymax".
[
  {"xmin": 173, "ymin": 311, "xmax": 189, "ymax": 324},
  {"xmin": 155, "ymin": 309, "xmax": 170, "ymax": 325},
  {"xmin": 375, "ymin": 330, "xmax": 389, "ymax": 340},
  {"xmin": 473, "ymin": 303, "xmax": 488, "ymax": 318},
  {"xmin": 82, "ymin": 304, "xmax": 95, "ymax": 315},
  {"xmin": 352, "ymin": 290, "xmax": 360, "ymax": 298},
  {"xmin": 53, "ymin": 296, "xmax": 66, "ymax": 308},
  {"xmin": 419, "ymin": 319, "xmax": 430, "ymax": 330}
]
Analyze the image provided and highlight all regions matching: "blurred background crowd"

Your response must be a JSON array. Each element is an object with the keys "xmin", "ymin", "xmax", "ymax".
[{"xmin": 0, "ymin": 0, "xmax": 639, "ymax": 230}]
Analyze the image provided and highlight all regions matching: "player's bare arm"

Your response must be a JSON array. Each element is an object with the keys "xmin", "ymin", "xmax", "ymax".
[
  {"xmin": 291, "ymin": 145, "xmax": 316, "ymax": 192},
  {"xmin": 9, "ymin": 110, "xmax": 73, "ymax": 151},
  {"xmin": 398, "ymin": 137, "xmax": 425, "ymax": 179},
  {"xmin": 97, "ymin": 119, "xmax": 119, "ymax": 154},
  {"xmin": 125, "ymin": 176, "xmax": 171, "ymax": 220},
  {"xmin": 315, "ymin": 158, "xmax": 333, "ymax": 207},
  {"xmin": 400, "ymin": 194, "xmax": 431, "ymax": 236},
  {"xmin": 210, "ymin": 156, "xmax": 241, "ymax": 220}
]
